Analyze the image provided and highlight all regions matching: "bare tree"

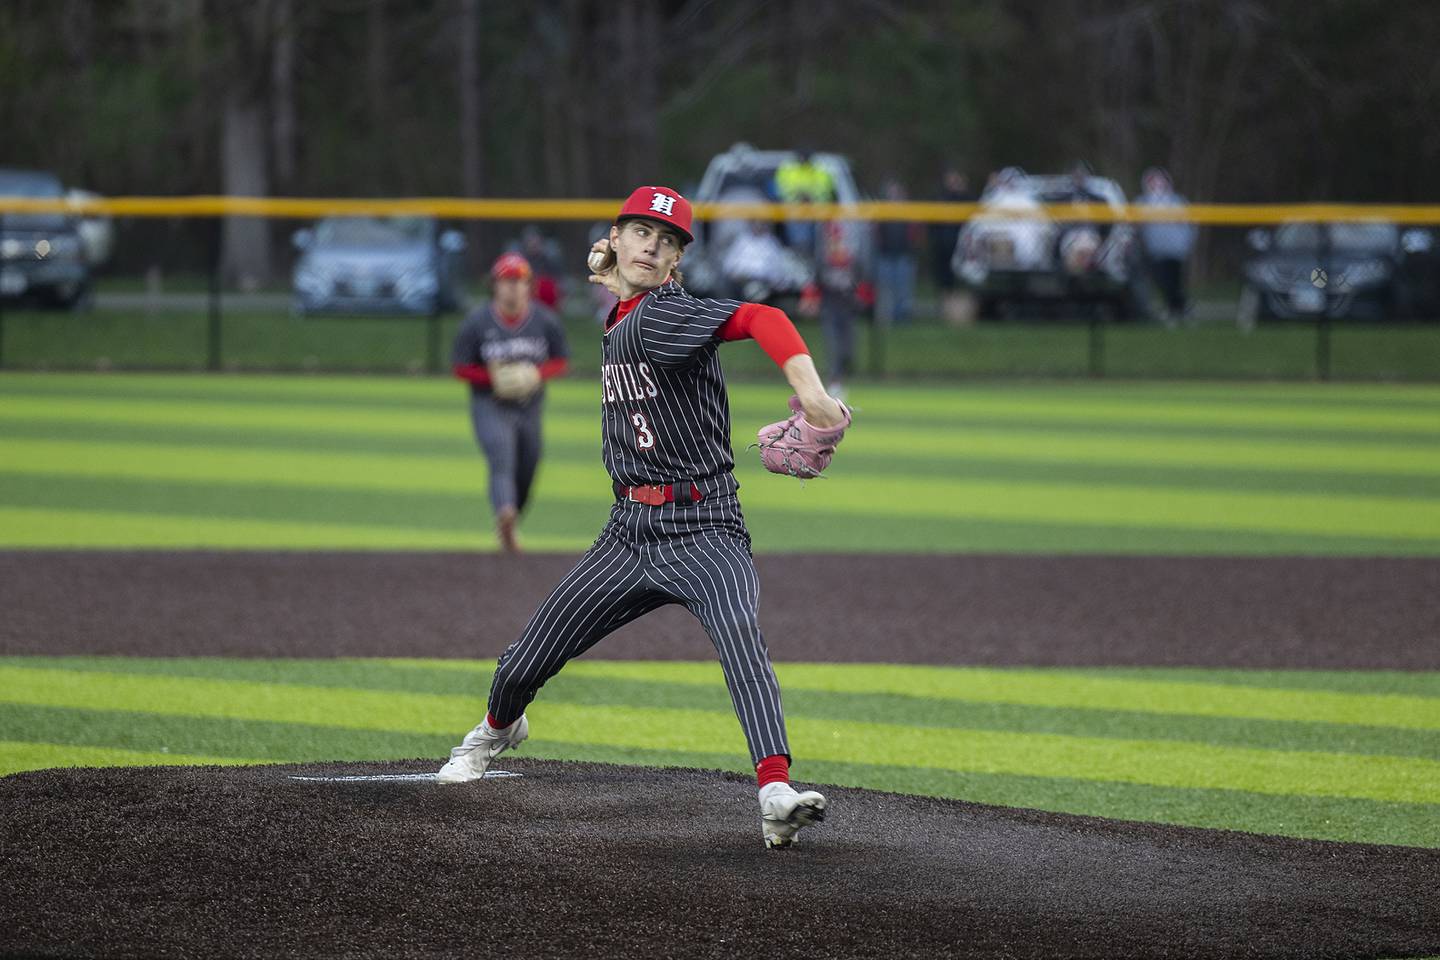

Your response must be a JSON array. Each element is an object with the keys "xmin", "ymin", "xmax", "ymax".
[
  {"xmin": 459, "ymin": 0, "xmax": 484, "ymax": 201},
  {"xmin": 366, "ymin": 0, "xmax": 391, "ymax": 194},
  {"xmin": 271, "ymin": 0, "xmax": 298, "ymax": 192},
  {"xmin": 207, "ymin": 0, "xmax": 279, "ymax": 287},
  {"xmin": 614, "ymin": 0, "xmax": 660, "ymax": 185}
]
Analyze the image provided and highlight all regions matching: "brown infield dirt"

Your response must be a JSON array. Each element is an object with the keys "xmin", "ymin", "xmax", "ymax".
[{"xmin": 1, "ymin": 551, "xmax": 1439, "ymax": 959}]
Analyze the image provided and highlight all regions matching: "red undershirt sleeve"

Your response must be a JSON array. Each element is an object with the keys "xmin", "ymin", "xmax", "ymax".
[
  {"xmin": 717, "ymin": 303, "xmax": 809, "ymax": 368},
  {"xmin": 453, "ymin": 363, "xmax": 492, "ymax": 386},
  {"xmin": 538, "ymin": 357, "xmax": 568, "ymax": 380}
]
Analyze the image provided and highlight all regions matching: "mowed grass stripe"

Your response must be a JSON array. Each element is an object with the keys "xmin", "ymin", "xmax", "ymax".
[
  {"xmin": 561, "ymin": 661, "xmax": 1440, "ymax": 731},
  {"xmin": 2, "ymin": 411, "xmax": 1440, "ymax": 503},
  {"xmin": 5, "ymin": 437, "xmax": 1437, "ymax": 542},
  {"xmin": 14, "ymin": 659, "xmax": 1436, "ymax": 761},
  {"xmin": 7, "ymin": 419, "xmax": 1440, "ymax": 504},
  {"xmin": 0, "ymin": 374, "xmax": 464, "ymax": 414},
  {"xmin": 8, "ymin": 373, "xmax": 1440, "ymax": 423},
  {"xmin": 803, "ymin": 385, "xmax": 1440, "ymax": 433},
  {"xmin": 0, "ymin": 393, "xmax": 593, "ymax": 446},
  {"xmin": 0, "ymin": 703, "xmax": 453, "ymax": 763},
  {"xmin": 1075, "ymin": 667, "xmax": 1440, "ymax": 698},
  {"xmin": 0, "ymin": 495, "xmax": 1428, "ymax": 554},
  {"xmin": 9, "ymin": 392, "xmax": 1440, "ymax": 478},
  {"xmin": 21, "ymin": 658, "xmax": 1440, "ymax": 734},
  {"xmin": 0, "ymin": 437, "xmax": 600, "ymax": 494},
  {"xmin": 3, "ymin": 666, "xmax": 1438, "ymax": 804},
  {"xmin": 0, "ymin": 506, "xmax": 514, "ymax": 549},
  {"xmin": 0, "ymin": 474, "xmax": 503, "ymax": 534},
  {"xmin": 0, "ymin": 740, "xmax": 262, "ymax": 776},
  {"xmin": 11, "ymin": 374, "xmax": 1440, "ymax": 449},
  {"xmin": 9, "ymin": 470, "xmax": 1440, "ymax": 550},
  {"xmin": 8, "ymin": 414, "xmax": 1440, "ymax": 493}
]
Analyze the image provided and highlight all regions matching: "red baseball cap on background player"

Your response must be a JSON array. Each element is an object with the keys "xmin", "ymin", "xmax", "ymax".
[
  {"xmin": 490, "ymin": 252, "xmax": 533, "ymax": 281},
  {"xmin": 615, "ymin": 186, "xmax": 694, "ymax": 245}
]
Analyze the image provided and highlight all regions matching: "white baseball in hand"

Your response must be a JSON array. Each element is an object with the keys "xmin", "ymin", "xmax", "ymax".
[{"xmin": 588, "ymin": 250, "xmax": 608, "ymax": 273}]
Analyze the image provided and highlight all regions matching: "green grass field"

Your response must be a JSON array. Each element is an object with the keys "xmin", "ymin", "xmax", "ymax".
[
  {"xmin": 2, "ymin": 656, "xmax": 1436, "ymax": 848},
  {"xmin": 2, "ymin": 373, "xmax": 1438, "ymax": 849},
  {"xmin": 2, "ymin": 372, "xmax": 1439, "ymax": 553}
]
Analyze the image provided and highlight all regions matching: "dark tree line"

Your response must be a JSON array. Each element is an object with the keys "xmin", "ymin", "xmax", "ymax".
[{"xmin": 3, "ymin": 0, "xmax": 1437, "ymax": 280}]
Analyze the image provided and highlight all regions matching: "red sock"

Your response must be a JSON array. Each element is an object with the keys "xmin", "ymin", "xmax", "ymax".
[
  {"xmin": 486, "ymin": 712, "xmax": 511, "ymax": 731},
  {"xmin": 756, "ymin": 754, "xmax": 789, "ymax": 788}
]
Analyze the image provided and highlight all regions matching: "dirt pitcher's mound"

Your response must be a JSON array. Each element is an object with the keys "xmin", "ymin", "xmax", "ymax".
[{"xmin": 1, "ymin": 760, "xmax": 1436, "ymax": 960}]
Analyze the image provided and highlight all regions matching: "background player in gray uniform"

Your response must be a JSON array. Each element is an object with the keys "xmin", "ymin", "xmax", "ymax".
[
  {"xmin": 439, "ymin": 187, "xmax": 851, "ymax": 849},
  {"xmin": 451, "ymin": 253, "xmax": 569, "ymax": 553}
]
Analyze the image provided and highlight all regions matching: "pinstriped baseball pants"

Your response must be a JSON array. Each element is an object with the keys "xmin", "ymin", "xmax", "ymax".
[{"xmin": 486, "ymin": 492, "xmax": 790, "ymax": 765}]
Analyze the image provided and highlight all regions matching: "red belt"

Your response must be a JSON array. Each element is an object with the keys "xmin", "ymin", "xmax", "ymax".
[{"xmin": 614, "ymin": 481, "xmax": 703, "ymax": 505}]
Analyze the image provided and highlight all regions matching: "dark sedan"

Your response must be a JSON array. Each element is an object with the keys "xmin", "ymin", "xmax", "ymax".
[
  {"xmin": 0, "ymin": 168, "xmax": 91, "ymax": 309},
  {"xmin": 1237, "ymin": 221, "xmax": 1438, "ymax": 328}
]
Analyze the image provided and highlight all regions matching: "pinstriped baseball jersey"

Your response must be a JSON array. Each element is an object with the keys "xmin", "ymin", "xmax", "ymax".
[
  {"xmin": 476, "ymin": 274, "xmax": 795, "ymax": 768},
  {"xmin": 601, "ymin": 280, "xmax": 744, "ymax": 491}
]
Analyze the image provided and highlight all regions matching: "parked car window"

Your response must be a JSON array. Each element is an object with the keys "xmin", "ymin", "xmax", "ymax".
[
  {"xmin": 0, "ymin": 170, "xmax": 66, "ymax": 230},
  {"xmin": 1331, "ymin": 222, "xmax": 1398, "ymax": 252},
  {"xmin": 1274, "ymin": 222, "xmax": 1397, "ymax": 252},
  {"xmin": 315, "ymin": 216, "xmax": 431, "ymax": 248}
]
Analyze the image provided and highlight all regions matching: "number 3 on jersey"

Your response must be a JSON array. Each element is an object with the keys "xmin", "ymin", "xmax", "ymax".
[{"xmin": 631, "ymin": 411, "xmax": 656, "ymax": 450}]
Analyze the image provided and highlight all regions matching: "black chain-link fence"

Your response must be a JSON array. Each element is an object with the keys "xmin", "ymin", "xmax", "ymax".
[{"xmin": 2, "ymin": 209, "xmax": 1438, "ymax": 381}]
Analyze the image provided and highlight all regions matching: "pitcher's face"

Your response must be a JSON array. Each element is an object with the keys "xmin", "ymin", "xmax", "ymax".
[{"xmin": 610, "ymin": 219, "xmax": 684, "ymax": 293}]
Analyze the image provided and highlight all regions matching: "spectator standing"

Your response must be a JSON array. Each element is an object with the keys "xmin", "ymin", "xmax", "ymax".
[
  {"xmin": 1137, "ymin": 167, "xmax": 1198, "ymax": 325},
  {"xmin": 807, "ymin": 220, "xmax": 859, "ymax": 400},
  {"xmin": 775, "ymin": 150, "xmax": 835, "ymax": 252},
  {"xmin": 874, "ymin": 178, "xmax": 920, "ymax": 326},
  {"xmin": 512, "ymin": 224, "xmax": 566, "ymax": 310},
  {"xmin": 929, "ymin": 167, "xmax": 976, "ymax": 327}
]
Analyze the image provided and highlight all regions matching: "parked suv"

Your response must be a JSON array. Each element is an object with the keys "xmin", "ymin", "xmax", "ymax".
[
  {"xmin": 680, "ymin": 143, "xmax": 871, "ymax": 304},
  {"xmin": 0, "ymin": 168, "xmax": 92, "ymax": 309},
  {"xmin": 951, "ymin": 169, "xmax": 1141, "ymax": 319},
  {"xmin": 1237, "ymin": 221, "xmax": 1439, "ymax": 328}
]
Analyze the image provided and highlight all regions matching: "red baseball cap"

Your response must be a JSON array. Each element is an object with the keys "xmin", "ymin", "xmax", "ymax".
[
  {"xmin": 490, "ymin": 252, "xmax": 533, "ymax": 281},
  {"xmin": 616, "ymin": 186, "xmax": 694, "ymax": 245}
]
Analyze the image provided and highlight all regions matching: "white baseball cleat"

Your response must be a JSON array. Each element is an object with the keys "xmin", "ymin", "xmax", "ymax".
[
  {"xmin": 759, "ymin": 781, "xmax": 828, "ymax": 849},
  {"xmin": 435, "ymin": 714, "xmax": 529, "ymax": 783}
]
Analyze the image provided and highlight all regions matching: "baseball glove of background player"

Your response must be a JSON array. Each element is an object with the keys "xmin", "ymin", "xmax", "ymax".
[
  {"xmin": 756, "ymin": 395, "xmax": 853, "ymax": 479},
  {"xmin": 490, "ymin": 361, "xmax": 541, "ymax": 402}
]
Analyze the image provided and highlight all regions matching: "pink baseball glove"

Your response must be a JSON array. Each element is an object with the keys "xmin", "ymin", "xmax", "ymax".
[{"xmin": 756, "ymin": 395, "xmax": 853, "ymax": 479}]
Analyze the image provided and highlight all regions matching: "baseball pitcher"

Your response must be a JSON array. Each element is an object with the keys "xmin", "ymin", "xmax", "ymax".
[{"xmin": 439, "ymin": 186, "xmax": 852, "ymax": 849}]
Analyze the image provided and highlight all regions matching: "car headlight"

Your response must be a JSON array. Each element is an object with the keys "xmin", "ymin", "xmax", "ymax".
[
  {"xmin": 959, "ymin": 260, "xmax": 988, "ymax": 285},
  {"xmin": 294, "ymin": 265, "xmax": 334, "ymax": 295},
  {"xmin": 44, "ymin": 235, "xmax": 83, "ymax": 260},
  {"xmin": 1257, "ymin": 263, "xmax": 1303, "ymax": 289},
  {"xmin": 396, "ymin": 268, "xmax": 438, "ymax": 295},
  {"xmin": 1337, "ymin": 259, "xmax": 1389, "ymax": 288}
]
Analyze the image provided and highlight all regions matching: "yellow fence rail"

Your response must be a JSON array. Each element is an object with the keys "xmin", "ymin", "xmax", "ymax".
[{"xmin": 3, "ymin": 196, "xmax": 1440, "ymax": 225}]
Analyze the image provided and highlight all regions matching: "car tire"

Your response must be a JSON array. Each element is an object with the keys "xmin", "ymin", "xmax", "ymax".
[{"xmin": 42, "ymin": 279, "xmax": 90, "ymax": 311}]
